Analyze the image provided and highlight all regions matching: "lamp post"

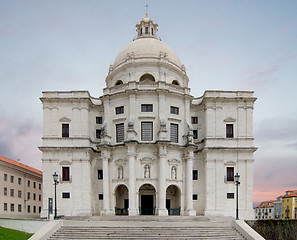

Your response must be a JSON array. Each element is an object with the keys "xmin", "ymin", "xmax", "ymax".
[
  {"xmin": 234, "ymin": 173, "xmax": 240, "ymax": 220},
  {"xmin": 53, "ymin": 172, "xmax": 59, "ymax": 219}
]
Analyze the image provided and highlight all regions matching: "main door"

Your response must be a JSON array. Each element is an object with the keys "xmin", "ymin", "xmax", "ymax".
[{"xmin": 141, "ymin": 195, "xmax": 154, "ymax": 215}]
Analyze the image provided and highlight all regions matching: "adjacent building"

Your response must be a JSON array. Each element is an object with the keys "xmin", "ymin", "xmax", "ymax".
[
  {"xmin": 40, "ymin": 13, "xmax": 256, "ymax": 219},
  {"xmin": 281, "ymin": 190, "xmax": 297, "ymax": 219},
  {"xmin": 254, "ymin": 200, "xmax": 275, "ymax": 219},
  {"xmin": 0, "ymin": 155, "xmax": 42, "ymax": 218}
]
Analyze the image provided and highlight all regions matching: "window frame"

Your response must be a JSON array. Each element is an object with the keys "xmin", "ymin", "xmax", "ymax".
[
  {"xmin": 191, "ymin": 117, "xmax": 198, "ymax": 124},
  {"xmin": 226, "ymin": 124, "xmax": 234, "ymax": 138},
  {"xmin": 226, "ymin": 167, "xmax": 234, "ymax": 181},
  {"xmin": 62, "ymin": 192, "xmax": 70, "ymax": 199},
  {"xmin": 193, "ymin": 170, "xmax": 198, "ymax": 180},
  {"xmin": 227, "ymin": 193, "xmax": 235, "ymax": 199},
  {"xmin": 193, "ymin": 129, "xmax": 198, "ymax": 140},
  {"xmin": 98, "ymin": 170, "xmax": 103, "ymax": 180},
  {"xmin": 115, "ymin": 106, "xmax": 124, "ymax": 115},
  {"xmin": 62, "ymin": 167, "xmax": 70, "ymax": 181},
  {"xmin": 96, "ymin": 117, "xmax": 103, "ymax": 124},
  {"xmin": 141, "ymin": 121, "xmax": 153, "ymax": 141},
  {"xmin": 96, "ymin": 129, "xmax": 102, "ymax": 139},
  {"xmin": 170, "ymin": 123, "xmax": 179, "ymax": 143},
  {"xmin": 62, "ymin": 123, "xmax": 69, "ymax": 138},
  {"xmin": 170, "ymin": 106, "xmax": 179, "ymax": 115},
  {"xmin": 193, "ymin": 194, "xmax": 198, "ymax": 200},
  {"xmin": 98, "ymin": 194, "xmax": 103, "ymax": 200},
  {"xmin": 141, "ymin": 104, "xmax": 153, "ymax": 112},
  {"xmin": 116, "ymin": 123, "xmax": 124, "ymax": 143}
]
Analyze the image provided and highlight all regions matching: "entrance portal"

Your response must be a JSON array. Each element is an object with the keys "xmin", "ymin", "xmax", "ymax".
[
  {"xmin": 166, "ymin": 185, "xmax": 181, "ymax": 215},
  {"xmin": 139, "ymin": 184, "xmax": 156, "ymax": 215},
  {"xmin": 115, "ymin": 184, "xmax": 129, "ymax": 215}
]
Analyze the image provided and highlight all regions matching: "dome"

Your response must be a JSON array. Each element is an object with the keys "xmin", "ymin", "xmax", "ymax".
[{"xmin": 113, "ymin": 38, "xmax": 183, "ymax": 69}]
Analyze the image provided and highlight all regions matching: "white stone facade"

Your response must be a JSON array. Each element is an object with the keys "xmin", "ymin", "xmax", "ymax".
[{"xmin": 40, "ymin": 15, "xmax": 256, "ymax": 219}]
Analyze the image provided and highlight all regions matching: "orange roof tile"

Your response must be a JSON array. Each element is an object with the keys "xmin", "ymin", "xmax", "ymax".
[
  {"xmin": 255, "ymin": 200, "xmax": 275, "ymax": 208},
  {"xmin": 282, "ymin": 190, "xmax": 297, "ymax": 198},
  {"xmin": 0, "ymin": 155, "xmax": 42, "ymax": 176}
]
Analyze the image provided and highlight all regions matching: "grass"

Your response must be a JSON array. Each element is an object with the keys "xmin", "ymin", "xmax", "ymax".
[{"xmin": 0, "ymin": 226, "xmax": 33, "ymax": 240}]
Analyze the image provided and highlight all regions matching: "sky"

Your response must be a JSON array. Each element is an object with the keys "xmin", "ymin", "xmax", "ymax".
[{"xmin": 0, "ymin": 0, "xmax": 296, "ymax": 204}]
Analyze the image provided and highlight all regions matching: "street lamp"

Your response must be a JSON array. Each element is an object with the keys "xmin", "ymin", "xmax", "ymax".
[
  {"xmin": 234, "ymin": 173, "xmax": 240, "ymax": 220},
  {"xmin": 53, "ymin": 172, "xmax": 59, "ymax": 219}
]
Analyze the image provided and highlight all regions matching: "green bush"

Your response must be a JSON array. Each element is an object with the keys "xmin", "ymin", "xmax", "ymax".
[{"xmin": 0, "ymin": 226, "xmax": 33, "ymax": 240}]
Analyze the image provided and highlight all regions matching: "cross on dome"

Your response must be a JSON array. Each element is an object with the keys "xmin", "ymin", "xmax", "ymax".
[{"xmin": 145, "ymin": 4, "xmax": 149, "ymax": 18}]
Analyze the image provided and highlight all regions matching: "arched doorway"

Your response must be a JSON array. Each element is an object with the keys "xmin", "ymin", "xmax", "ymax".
[
  {"xmin": 115, "ymin": 184, "xmax": 129, "ymax": 215},
  {"xmin": 166, "ymin": 185, "xmax": 181, "ymax": 215},
  {"xmin": 139, "ymin": 184, "xmax": 156, "ymax": 215}
]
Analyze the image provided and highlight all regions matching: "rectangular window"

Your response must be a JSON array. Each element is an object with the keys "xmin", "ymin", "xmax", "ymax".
[
  {"xmin": 4, "ymin": 187, "xmax": 7, "ymax": 196},
  {"xmin": 145, "ymin": 27, "xmax": 148, "ymax": 34},
  {"xmin": 62, "ymin": 123, "xmax": 69, "ymax": 137},
  {"xmin": 193, "ymin": 130, "xmax": 198, "ymax": 139},
  {"xmin": 39, "ymin": 207, "xmax": 41, "ymax": 213},
  {"xmin": 10, "ymin": 175, "xmax": 14, "ymax": 183},
  {"xmin": 191, "ymin": 117, "xmax": 198, "ymax": 124},
  {"xmin": 96, "ymin": 129, "xmax": 102, "ymax": 139},
  {"xmin": 18, "ymin": 190, "xmax": 22, "ymax": 198},
  {"xmin": 62, "ymin": 167, "xmax": 70, "ymax": 181},
  {"xmin": 116, "ymin": 123, "xmax": 124, "ymax": 143},
  {"xmin": 98, "ymin": 170, "xmax": 103, "ymax": 180},
  {"xmin": 227, "ymin": 193, "xmax": 234, "ymax": 199},
  {"xmin": 18, "ymin": 204, "xmax": 22, "ymax": 212},
  {"xmin": 33, "ymin": 193, "xmax": 36, "ymax": 200},
  {"xmin": 193, "ymin": 194, "xmax": 198, "ymax": 200},
  {"xmin": 96, "ymin": 117, "xmax": 102, "ymax": 124},
  {"xmin": 98, "ymin": 194, "xmax": 103, "ymax": 200},
  {"xmin": 39, "ymin": 183, "xmax": 41, "ymax": 190},
  {"xmin": 193, "ymin": 170, "xmax": 198, "ymax": 180},
  {"xmin": 33, "ymin": 182, "xmax": 36, "ymax": 188},
  {"xmin": 4, "ymin": 173, "xmax": 7, "ymax": 181},
  {"xmin": 39, "ymin": 194, "xmax": 42, "ymax": 201},
  {"xmin": 4, "ymin": 203, "xmax": 7, "ymax": 211},
  {"xmin": 115, "ymin": 106, "xmax": 124, "ymax": 115},
  {"xmin": 18, "ymin": 177, "xmax": 22, "ymax": 185},
  {"xmin": 27, "ymin": 192, "xmax": 30, "ymax": 200},
  {"xmin": 62, "ymin": 192, "xmax": 70, "ymax": 199},
  {"xmin": 141, "ymin": 122, "xmax": 153, "ymax": 141},
  {"xmin": 28, "ymin": 180, "xmax": 30, "ymax": 187},
  {"xmin": 10, "ymin": 189, "xmax": 14, "ymax": 197},
  {"xmin": 141, "ymin": 104, "xmax": 153, "ymax": 112},
  {"xmin": 33, "ymin": 206, "xmax": 36, "ymax": 213},
  {"xmin": 226, "ymin": 167, "xmax": 234, "ymax": 181},
  {"xmin": 27, "ymin": 205, "xmax": 30, "ymax": 213},
  {"xmin": 170, "ymin": 123, "xmax": 178, "ymax": 143},
  {"xmin": 10, "ymin": 204, "xmax": 14, "ymax": 212},
  {"xmin": 226, "ymin": 124, "xmax": 234, "ymax": 138},
  {"xmin": 170, "ymin": 106, "xmax": 179, "ymax": 115}
]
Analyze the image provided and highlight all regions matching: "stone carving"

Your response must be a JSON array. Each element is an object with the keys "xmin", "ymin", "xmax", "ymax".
[
  {"xmin": 144, "ymin": 164, "xmax": 150, "ymax": 178},
  {"xmin": 118, "ymin": 166, "xmax": 124, "ymax": 179},
  {"xmin": 171, "ymin": 166, "xmax": 177, "ymax": 180}
]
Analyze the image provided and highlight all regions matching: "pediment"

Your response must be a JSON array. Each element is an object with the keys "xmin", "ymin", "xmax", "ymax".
[
  {"xmin": 168, "ymin": 159, "xmax": 181, "ymax": 165},
  {"xmin": 115, "ymin": 159, "xmax": 127, "ymax": 166},
  {"xmin": 59, "ymin": 117, "xmax": 71, "ymax": 122},
  {"xmin": 140, "ymin": 157, "xmax": 154, "ymax": 165},
  {"xmin": 224, "ymin": 161, "xmax": 236, "ymax": 166},
  {"xmin": 59, "ymin": 160, "xmax": 72, "ymax": 165},
  {"xmin": 224, "ymin": 117, "xmax": 236, "ymax": 122}
]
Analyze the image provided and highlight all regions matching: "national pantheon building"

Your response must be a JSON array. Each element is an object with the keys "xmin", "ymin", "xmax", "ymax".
[{"xmin": 40, "ymin": 13, "xmax": 256, "ymax": 219}]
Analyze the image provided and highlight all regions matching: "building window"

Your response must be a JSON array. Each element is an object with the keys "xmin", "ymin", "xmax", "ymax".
[
  {"xmin": 4, "ymin": 173, "xmax": 7, "ymax": 181},
  {"xmin": 170, "ymin": 123, "xmax": 178, "ymax": 143},
  {"xmin": 10, "ymin": 204, "xmax": 14, "ymax": 212},
  {"xmin": 145, "ymin": 27, "xmax": 148, "ymax": 34},
  {"xmin": 96, "ymin": 129, "xmax": 102, "ymax": 139},
  {"xmin": 4, "ymin": 187, "xmax": 7, "ymax": 196},
  {"xmin": 226, "ymin": 167, "xmax": 234, "ymax": 181},
  {"xmin": 193, "ymin": 130, "xmax": 198, "ymax": 139},
  {"xmin": 33, "ymin": 182, "xmax": 36, "ymax": 188},
  {"xmin": 39, "ymin": 207, "xmax": 41, "ymax": 213},
  {"xmin": 18, "ymin": 204, "xmax": 22, "ymax": 212},
  {"xmin": 33, "ymin": 193, "xmax": 36, "ymax": 200},
  {"xmin": 193, "ymin": 194, "xmax": 198, "ymax": 200},
  {"xmin": 27, "ymin": 205, "xmax": 30, "ymax": 213},
  {"xmin": 96, "ymin": 117, "xmax": 102, "ymax": 124},
  {"xmin": 191, "ymin": 117, "xmax": 198, "ymax": 124},
  {"xmin": 18, "ymin": 190, "xmax": 22, "ymax": 198},
  {"xmin": 4, "ymin": 203, "xmax": 7, "ymax": 211},
  {"xmin": 141, "ymin": 122, "xmax": 153, "ymax": 141},
  {"xmin": 99, "ymin": 194, "xmax": 103, "ymax": 200},
  {"xmin": 98, "ymin": 170, "xmax": 103, "ymax": 180},
  {"xmin": 33, "ymin": 206, "xmax": 36, "ymax": 213},
  {"xmin": 62, "ymin": 192, "xmax": 70, "ymax": 199},
  {"xmin": 62, "ymin": 123, "xmax": 69, "ymax": 137},
  {"xmin": 10, "ymin": 175, "xmax": 14, "ymax": 183},
  {"xmin": 116, "ymin": 123, "xmax": 124, "ymax": 143},
  {"xmin": 141, "ymin": 104, "xmax": 153, "ymax": 112},
  {"xmin": 226, "ymin": 124, "xmax": 234, "ymax": 138},
  {"xmin": 115, "ymin": 106, "xmax": 124, "ymax": 115},
  {"xmin": 18, "ymin": 177, "xmax": 22, "ymax": 185},
  {"xmin": 62, "ymin": 167, "xmax": 70, "ymax": 181},
  {"xmin": 28, "ymin": 180, "xmax": 30, "ymax": 187},
  {"xmin": 27, "ymin": 192, "xmax": 30, "ymax": 200},
  {"xmin": 39, "ymin": 194, "xmax": 42, "ymax": 201},
  {"xmin": 227, "ymin": 193, "xmax": 234, "ymax": 199},
  {"xmin": 170, "ymin": 106, "xmax": 179, "ymax": 115},
  {"xmin": 10, "ymin": 189, "xmax": 14, "ymax": 197},
  {"xmin": 39, "ymin": 183, "xmax": 41, "ymax": 190},
  {"xmin": 193, "ymin": 170, "xmax": 198, "ymax": 180}
]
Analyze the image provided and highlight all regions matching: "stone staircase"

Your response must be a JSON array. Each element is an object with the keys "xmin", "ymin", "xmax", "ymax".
[{"xmin": 47, "ymin": 216, "xmax": 246, "ymax": 240}]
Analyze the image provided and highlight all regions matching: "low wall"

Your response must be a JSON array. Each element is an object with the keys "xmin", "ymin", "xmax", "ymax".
[{"xmin": 0, "ymin": 218, "xmax": 48, "ymax": 233}]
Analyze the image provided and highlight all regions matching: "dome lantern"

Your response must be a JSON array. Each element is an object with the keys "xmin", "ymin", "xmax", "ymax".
[{"xmin": 135, "ymin": 11, "xmax": 159, "ymax": 40}]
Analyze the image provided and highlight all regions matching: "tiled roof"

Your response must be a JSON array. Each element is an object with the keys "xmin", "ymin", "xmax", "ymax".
[
  {"xmin": 282, "ymin": 190, "xmax": 297, "ymax": 198},
  {"xmin": 255, "ymin": 200, "xmax": 275, "ymax": 208},
  {"xmin": 0, "ymin": 155, "xmax": 42, "ymax": 176}
]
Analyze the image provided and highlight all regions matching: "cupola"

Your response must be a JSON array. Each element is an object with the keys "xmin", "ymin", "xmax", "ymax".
[{"xmin": 135, "ymin": 11, "xmax": 159, "ymax": 40}]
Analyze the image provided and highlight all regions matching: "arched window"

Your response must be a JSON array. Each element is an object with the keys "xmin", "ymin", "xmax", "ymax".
[
  {"xmin": 172, "ymin": 80, "xmax": 180, "ymax": 86},
  {"xmin": 140, "ymin": 74, "xmax": 155, "ymax": 82},
  {"xmin": 115, "ymin": 80, "xmax": 123, "ymax": 86}
]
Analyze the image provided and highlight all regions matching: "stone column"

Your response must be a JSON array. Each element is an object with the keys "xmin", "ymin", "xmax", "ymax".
[
  {"xmin": 127, "ymin": 143, "xmax": 138, "ymax": 215},
  {"xmin": 100, "ymin": 150, "xmax": 113, "ymax": 215},
  {"xmin": 157, "ymin": 144, "xmax": 168, "ymax": 216},
  {"xmin": 185, "ymin": 148, "xmax": 196, "ymax": 216}
]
